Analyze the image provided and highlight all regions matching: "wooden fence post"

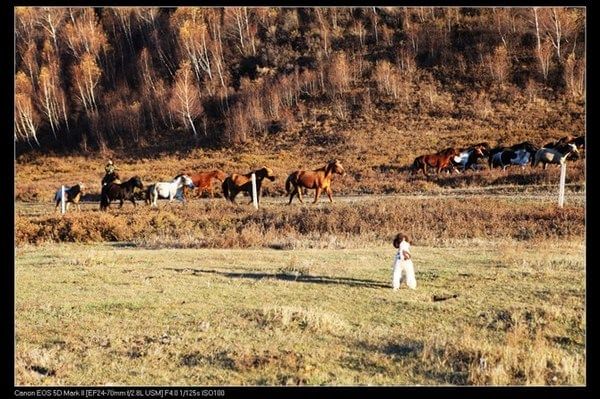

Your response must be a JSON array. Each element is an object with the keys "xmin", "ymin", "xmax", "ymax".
[
  {"xmin": 251, "ymin": 173, "xmax": 258, "ymax": 209},
  {"xmin": 558, "ymin": 162, "xmax": 566, "ymax": 208},
  {"xmin": 61, "ymin": 185, "xmax": 66, "ymax": 214}
]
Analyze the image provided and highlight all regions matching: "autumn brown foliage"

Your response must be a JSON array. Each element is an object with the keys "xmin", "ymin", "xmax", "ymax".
[{"xmin": 14, "ymin": 7, "xmax": 584, "ymax": 153}]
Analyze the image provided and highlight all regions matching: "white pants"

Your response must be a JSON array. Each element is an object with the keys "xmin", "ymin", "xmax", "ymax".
[{"xmin": 392, "ymin": 258, "xmax": 416, "ymax": 290}]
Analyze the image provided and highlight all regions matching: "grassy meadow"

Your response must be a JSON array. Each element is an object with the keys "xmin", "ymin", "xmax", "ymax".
[
  {"xmin": 14, "ymin": 6, "xmax": 587, "ymax": 387},
  {"xmin": 15, "ymin": 239, "xmax": 585, "ymax": 386},
  {"xmin": 15, "ymin": 159, "xmax": 586, "ymax": 386}
]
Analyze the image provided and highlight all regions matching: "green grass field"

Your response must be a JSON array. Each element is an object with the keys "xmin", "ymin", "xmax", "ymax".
[{"xmin": 15, "ymin": 240, "xmax": 585, "ymax": 386}]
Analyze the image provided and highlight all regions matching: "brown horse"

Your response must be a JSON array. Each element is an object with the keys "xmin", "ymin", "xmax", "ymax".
[
  {"xmin": 222, "ymin": 167, "xmax": 276, "ymax": 204},
  {"xmin": 412, "ymin": 147, "xmax": 460, "ymax": 176},
  {"xmin": 285, "ymin": 159, "xmax": 346, "ymax": 204},
  {"xmin": 54, "ymin": 183, "xmax": 86, "ymax": 212},
  {"xmin": 185, "ymin": 169, "xmax": 228, "ymax": 198}
]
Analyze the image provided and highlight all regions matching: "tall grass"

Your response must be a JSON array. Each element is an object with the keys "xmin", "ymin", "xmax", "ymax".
[{"xmin": 16, "ymin": 197, "xmax": 584, "ymax": 247}]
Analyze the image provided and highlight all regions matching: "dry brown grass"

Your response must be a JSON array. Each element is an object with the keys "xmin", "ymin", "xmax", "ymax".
[
  {"xmin": 15, "ymin": 197, "xmax": 583, "ymax": 247},
  {"xmin": 15, "ymin": 90, "xmax": 585, "ymax": 204}
]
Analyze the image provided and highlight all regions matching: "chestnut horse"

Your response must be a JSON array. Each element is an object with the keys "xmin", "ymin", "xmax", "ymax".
[
  {"xmin": 222, "ymin": 167, "xmax": 276, "ymax": 204},
  {"xmin": 412, "ymin": 147, "xmax": 460, "ymax": 176},
  {"xmin": 186, "ymin": 169, "xmax": 228, "ymax": 197},
  {"xmin": 285, "ymin": 159, "xmax": 346, "ymax": 204}
]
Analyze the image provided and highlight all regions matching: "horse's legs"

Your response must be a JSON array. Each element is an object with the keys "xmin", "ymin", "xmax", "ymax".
[
  {"xmin": 119, "ymin": 199, "xmax": 124, "ymax": 208},
  {"xmin": 326, "ymin": 187, "xmax": 334, "ymax": 203},
  {"xmin": 297, "ymin": 187, "xmax": 304, "ymax": 203},
  {"xmin": 543, "ymin": 163, "xmax": 547, "ymax": 170},
  {"xmin": 313, "ymin": 187, "xmax": 322, "ymax": 204}
]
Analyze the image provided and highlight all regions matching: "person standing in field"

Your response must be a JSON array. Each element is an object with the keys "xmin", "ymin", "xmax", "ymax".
[{"xmin": 391, "ymin": 233, "xmax": 417, "ymax": 290}]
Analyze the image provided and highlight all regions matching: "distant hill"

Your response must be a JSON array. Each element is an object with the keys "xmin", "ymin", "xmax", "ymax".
[{"xmin": 15, "ymin": 7, "xmax": 584, "ymax": 157}]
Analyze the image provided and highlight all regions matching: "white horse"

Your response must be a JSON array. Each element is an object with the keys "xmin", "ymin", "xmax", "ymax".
[{"xmin": 149, "ymin": 174, "xmax": 195, "ymax": 207}]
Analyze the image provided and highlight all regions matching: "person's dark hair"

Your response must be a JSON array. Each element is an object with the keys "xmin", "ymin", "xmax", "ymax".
[{"xmin": 393, "ymin": 233, "xmax": 410, "ymax": 248}]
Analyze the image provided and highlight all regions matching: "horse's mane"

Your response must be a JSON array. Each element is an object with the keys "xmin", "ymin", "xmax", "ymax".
[
  {"xmin": 437, "ymin": 147, "xmax": 456, "ymax": 156},
  {"xmin": 555, "ymin": 143, "xmax": 577, "ymax": 155}
]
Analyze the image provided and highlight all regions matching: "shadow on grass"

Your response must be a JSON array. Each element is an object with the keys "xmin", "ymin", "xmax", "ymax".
[{"xmin": 164, "ymin": 267, "xmax": 390, "ymax": 289}]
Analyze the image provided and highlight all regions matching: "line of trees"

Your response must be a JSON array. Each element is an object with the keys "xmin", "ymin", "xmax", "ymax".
[{"xmin": 14, "ymin": 7, "xmax": 585, "ymax": 153}]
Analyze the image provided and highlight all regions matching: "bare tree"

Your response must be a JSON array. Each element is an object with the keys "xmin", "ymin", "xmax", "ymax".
[
  {"xmin": 71, "ymin": 52, "xmax": 102, "ymax": 112},
  {"xmin": 352, "ymin": 20, "xmax": 366, "ymax": 47},
  {"xmin": 564, "ymin": 52, "xmax": 585, "ymax": 99},
  {"xmin": 112, "ymin": 8, "xmax": 135, "ymax": 52},
  {"xmin": 540, "ymin": 7, "xmax": 582, "ymax": 61},
  {"xmin": 170, "ymin": 60, "xmax": 203, "ymax": 136},
  {"xmin": 328, "ymin": 52, "xmax": 352, "ymax": 96},
  {"xmin": 37, "ymin": 8, "xmax": 65, "ymax": 53},
  {"xmin": 15, "ymin": 71, "xmax": 40, "ymax": 146},
  {"xmin": 62, "ymin": 8, "xmax": 109, "ymax": 60},
  {"xmin": 374, "ymin": 60, "xmax": 402, "ymax": 99},
  {"xmin": 175, "ymin": 10, "xmax": 214, "ymax": 92},
  {"xmin": 224, "ymin": 8, "xmax": 246, "ymax": 54},
  {"xmin": 485, "ymin": 45, "xmax": 511, "ymax": 85},
  {"xmin": 315, "ymin": 9, "xmax": 331, "ymax": 57}
]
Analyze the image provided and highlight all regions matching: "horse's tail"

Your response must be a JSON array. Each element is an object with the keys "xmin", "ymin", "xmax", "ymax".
[
  {"xmin": 222, "ymin": 178, "xmax": 230, "ymax": 201},
  {"xmin": 285, "ymin": 173, "xmax": 295, "ymax": 194},
  {"xmin": 411, "ymin": 157, "xmax": 422, "ymax": 174}
]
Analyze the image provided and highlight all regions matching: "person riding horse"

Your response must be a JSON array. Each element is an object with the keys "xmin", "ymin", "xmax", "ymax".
[{"xmin": 102, "ymin": 160, "xmax": 121, "ymax": 186}]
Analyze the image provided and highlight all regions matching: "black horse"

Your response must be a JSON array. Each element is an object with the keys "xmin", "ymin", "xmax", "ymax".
[
  {"xmin": 100, "ymin": 176, "xmax": 144, "ymax": 211},
  {"xmin": 545, "ymin": 136, "xmax": 584, "ymax": 160}
]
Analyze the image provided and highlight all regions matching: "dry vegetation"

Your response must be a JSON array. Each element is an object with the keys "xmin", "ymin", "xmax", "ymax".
[
  {"xmin": 16, "ymin": 197, "xmax": 584, "ymax": 248},
  {"xmin": 14, "ymin": 6, "xmax": 586, "ymax": 387},
  {"xmin": 15, "ymin": 241, "xmax": 584, "ymax": 385},
  {"xmin": 15, "ymin": 7, "xmax": 584, "ymax": 155}
]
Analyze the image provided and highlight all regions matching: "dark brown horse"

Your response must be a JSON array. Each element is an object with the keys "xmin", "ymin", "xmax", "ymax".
[
  {"xmin": 222, "ymin": 167, "xmax": 276, "ymax": 204},
  {"xmin": 412, "ymin": 147, "xmax": 460, "ymax": 176},
  {"xmin": 285, "ymin": 159, "xmax": 346, "ymax": 204},
  {"xmin": 100, "ymin": 176, "xmax": 144, "ymax": 211},
  {"xmin": 186, "ymin": 169, "xmax": 228, "ymax": 197}
]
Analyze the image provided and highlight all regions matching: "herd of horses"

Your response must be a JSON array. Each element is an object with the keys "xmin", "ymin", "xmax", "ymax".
[
  {"xmin": 53, "ymin": 134, "xmax": 584, "ymax": 212},
  {"xmin": 54, "ymin": 160, "xmax": 347, "ymax": 212},
  {"xmin": 411, "ymin": 134, "xmax": 584, "ymax": 176}
]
